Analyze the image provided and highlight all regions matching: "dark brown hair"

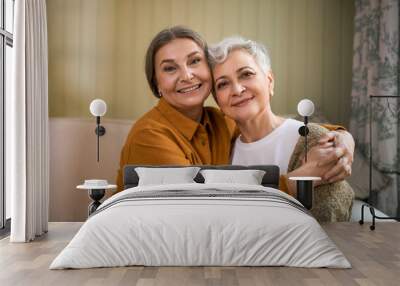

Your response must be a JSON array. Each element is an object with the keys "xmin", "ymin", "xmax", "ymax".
[{"xmin": 145, "ymin": 26, "xmax": 208, "ymax": 98}]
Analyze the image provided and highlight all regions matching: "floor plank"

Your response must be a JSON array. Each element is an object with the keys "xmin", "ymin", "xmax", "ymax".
[{"xmin": 0, "ymin": 222, "xmax": 399, "ymax": 286}]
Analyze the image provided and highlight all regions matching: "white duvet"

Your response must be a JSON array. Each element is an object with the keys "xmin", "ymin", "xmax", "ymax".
[{"xmin": 50, "ymin": 183, "xmax": 351, "ymax": 269}]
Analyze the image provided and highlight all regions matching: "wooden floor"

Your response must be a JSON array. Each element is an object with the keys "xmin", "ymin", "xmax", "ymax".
[{"xmin": 0, "ymin": 222, "xmax": 399, "ymax": 286}]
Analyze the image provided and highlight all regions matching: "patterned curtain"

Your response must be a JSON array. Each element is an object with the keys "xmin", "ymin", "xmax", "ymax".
[{"xmin": 350, "ymin": 0, "xmax": 399, "ymax": 216}]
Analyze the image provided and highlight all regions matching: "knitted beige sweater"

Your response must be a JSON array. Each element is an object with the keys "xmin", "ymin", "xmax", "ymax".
[{"xmin": 288, "ymin": 123, "xmax": 354, "ymax": 222}]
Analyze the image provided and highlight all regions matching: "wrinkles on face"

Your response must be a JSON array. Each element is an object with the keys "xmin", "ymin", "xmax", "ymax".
[
  {"xmin": 212, "ymin": 50, "xmax": 273, "ymax": 124},
  {"xmin": 154, "ymin": 39, "xmax": 212, "ymax": 121}
]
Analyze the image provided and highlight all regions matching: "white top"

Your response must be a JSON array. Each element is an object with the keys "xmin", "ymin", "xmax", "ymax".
[{"xmin": 231, "ymin": 119, "xmax": 303, "ymax": 174}]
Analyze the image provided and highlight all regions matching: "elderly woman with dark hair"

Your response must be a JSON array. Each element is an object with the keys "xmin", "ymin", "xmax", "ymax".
[
  {"xmin": 208, "ymin": 36, "xmax": 354, "ymax": 221},
  {"xmin": 116, "ymin": 26, "xmax": 237, "ymax": 191},
  {"xmin": 116, "ymin": 26, "xmax": 355, "ymax": 205}
]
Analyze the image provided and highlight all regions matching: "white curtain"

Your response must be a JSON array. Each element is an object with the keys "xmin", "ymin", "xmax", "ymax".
[{"xmin": 8, "ymin": 0, "xmax": 49, "ymax": 242}]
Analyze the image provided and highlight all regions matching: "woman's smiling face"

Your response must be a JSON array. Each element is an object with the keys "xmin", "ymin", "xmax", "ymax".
[
  {"xmin": 154, "ymin": 38, "xmax": 212, "ymax": 115},
  {"xmin": 212, "ymin": 49, "xmax": 274, "ymax": 123}
]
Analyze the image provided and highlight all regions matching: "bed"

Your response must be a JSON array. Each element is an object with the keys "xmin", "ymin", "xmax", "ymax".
[{"xmin": 50, "ymin": 165, "xmax": 350, "ymax": 269}]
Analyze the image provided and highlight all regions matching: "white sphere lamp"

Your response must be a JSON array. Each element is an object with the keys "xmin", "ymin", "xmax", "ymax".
[
  {"xmin": 297, "ymin": 99, "xmax": 315, "ymax": 117},
  {"xmin": 297, "ymin": 98, "xmax": 315, "ymax": 160},
  {"xmin": 90, "ymin": 99, "xmax": 107, "ymax": 117},
  {"xmin": 89, "ymin": 99, "xmax": 107, "ymax": 162}
]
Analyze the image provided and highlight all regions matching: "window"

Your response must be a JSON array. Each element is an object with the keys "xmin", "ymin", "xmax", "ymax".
[{"xmin": 0, "ymin": 0, "xmax": 14, "ymax": 233}]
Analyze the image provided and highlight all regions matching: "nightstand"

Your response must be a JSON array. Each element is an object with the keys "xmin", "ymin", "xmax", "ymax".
[{"xmin": 77, "ymin": 180, "xmax": 117, "ymax": 216}]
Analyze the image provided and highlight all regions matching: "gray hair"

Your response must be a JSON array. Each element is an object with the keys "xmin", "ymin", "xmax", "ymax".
[{"xmin": 208, "ymin": 36, "xmax": 271, "ymax": 73}]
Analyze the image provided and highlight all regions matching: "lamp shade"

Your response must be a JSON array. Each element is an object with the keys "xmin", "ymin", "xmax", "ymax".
[
  {"xmin": 89, "ymin": 99, "xmax": 107, "ymax": 117},
  {"xmin": 297, "ymin": 99, "xmax": 314, "ymax": 117}
]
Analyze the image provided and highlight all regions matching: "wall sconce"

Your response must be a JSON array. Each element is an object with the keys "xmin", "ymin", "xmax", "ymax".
[
  {"xmin": 289, "ymin": 99, "xmax": 320, "ymax": 210},
  {"xmin": 297, "ymin": 99, "xmax": 314, "ymax": 162},
  {"xmin": 89, "ymin": 99, "xmax": 107, "ymax": 162}
]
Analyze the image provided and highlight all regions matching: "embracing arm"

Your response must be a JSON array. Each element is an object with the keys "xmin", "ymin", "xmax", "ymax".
[
  {"xmin": 318, "ymin": 130, "xmax": 354, "ymax": 182},
  {"xmin": 280, "ymin": 125, "xmax": 355, "ymax": 197},
  {"xmin": 280, "ymin": 148, "xmax": 340, "ymax": 196},
  {"xmin": 305, "ymin": 124, "xmax": 354, "ymax": 182}
]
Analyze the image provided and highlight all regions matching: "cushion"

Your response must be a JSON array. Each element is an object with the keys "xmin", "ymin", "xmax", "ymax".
[
  {"xmin": 200, "ymin": 169, "xmax": 266, "ymax": 185},
  {"xmin": 135, "ymin": 167, "xmax": 200, "ymax": 186},
  {"xmin": 124, "ymin": 165, "xmax": 280, "ymax": 189}
]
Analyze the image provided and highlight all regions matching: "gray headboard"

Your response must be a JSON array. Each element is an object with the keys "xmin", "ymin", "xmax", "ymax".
[{"xmin": 123, "ymin": 165, "xmax": 280, "ymax": 190}]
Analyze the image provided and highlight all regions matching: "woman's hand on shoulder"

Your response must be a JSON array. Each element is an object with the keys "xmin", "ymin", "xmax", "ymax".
[
  {"xmin": 317, "ymin": 130, "xmax": 354, "ymax": 183},
  {"xmin": 304, "ymin": 143, "xmax": 343, "ymax": 166},
  {"xmin": 287, "ymin": 130, "xmax": 355, "ymax": 194}
]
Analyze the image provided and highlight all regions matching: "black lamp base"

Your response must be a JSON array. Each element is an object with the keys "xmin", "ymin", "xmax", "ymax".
[
  {"xmin": 296, "ymin": 180, "xmax": 313, "ymax": 210},
  {"xmin": 289, "ymin": 177, "xmax": 320, "ymax": 210},
  {"xmin": 88, "ymin": 189, "xmax": 105, "ymax": 215}
]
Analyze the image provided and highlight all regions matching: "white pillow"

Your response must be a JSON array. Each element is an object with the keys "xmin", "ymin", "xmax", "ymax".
[
  {"xmin": 135, "ymin": 167, "xmax": 200, "ymax": 186},
  {"xmin": 200, "ymin": 169, "xmax": 266, "ymax": 185}
]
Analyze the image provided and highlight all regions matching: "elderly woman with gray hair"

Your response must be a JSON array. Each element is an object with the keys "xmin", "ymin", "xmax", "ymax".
[{"xmin": 208, "ymin": 36, "xmax": 354, "ymax": 222}]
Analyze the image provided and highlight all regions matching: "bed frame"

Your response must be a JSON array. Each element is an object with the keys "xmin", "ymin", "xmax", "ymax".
[{"xmin": 123, "ymin": 165, "xmax": 280, "ymax": 190}]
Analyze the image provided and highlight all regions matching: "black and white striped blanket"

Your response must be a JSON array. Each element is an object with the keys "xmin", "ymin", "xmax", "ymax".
[{"xmin": 92, "ymin": 184, "xmax": 309, "ymax": 217}]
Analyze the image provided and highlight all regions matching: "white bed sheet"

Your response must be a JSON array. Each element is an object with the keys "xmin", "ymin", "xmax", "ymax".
[{"xmin": 50, "ymin": 183, "xmax": 350, "ymax": 269}]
